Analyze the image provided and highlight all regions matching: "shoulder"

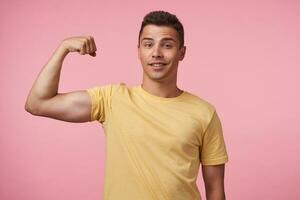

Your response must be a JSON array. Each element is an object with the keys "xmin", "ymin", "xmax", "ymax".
[
  {"xmin": 181, "ymin": 90, "xmax": 219, "ymax": 128},
  {"xmin": 85, "ymin": 82, "xmax": 127, "ymax": 99},
  {"xmin": 184, "ymin": 90, "xmax": 216, "ymax": 113},
  {"xmin": 104, "ymin": 82, "xmax": 133, "ymax": 98}
]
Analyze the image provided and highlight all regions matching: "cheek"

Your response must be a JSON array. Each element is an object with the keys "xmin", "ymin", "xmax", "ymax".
[
  {"xmin": 165, "ymin": 55, "xmax": 177, "ymax": 63},
  {"xmin": 140, "ymin": 52, "xmax": 151, "ymax": 62},
  {"xmin": 165, "ymin": 50, "xmax": 178, "ymax": 58},
  {"xmin": 138, "ymin": 49, "xmax": 144, "ymax": 59},
  {"xmin": 139, "ymin": 54, "xmax": 148, "ymax": 66}
]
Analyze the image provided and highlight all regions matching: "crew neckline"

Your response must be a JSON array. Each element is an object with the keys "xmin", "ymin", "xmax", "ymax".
[{"xmin": 137, "ymin": 85, "xmax": 187, "ymax": 102}]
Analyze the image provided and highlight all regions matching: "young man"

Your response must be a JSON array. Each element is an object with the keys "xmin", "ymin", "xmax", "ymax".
[{"xmin": 25, "ymin": 10, "xmax": 228, "ymax": 200}]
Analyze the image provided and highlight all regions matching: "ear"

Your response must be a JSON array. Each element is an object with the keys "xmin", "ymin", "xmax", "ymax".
[{"xmin": 179, "ymin": 46, "xmax": 186, "ymax": 61}]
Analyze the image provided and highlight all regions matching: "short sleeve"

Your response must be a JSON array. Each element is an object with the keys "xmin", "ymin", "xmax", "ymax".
[
  {"xmin": 200, "ymin": 110, "xmax": 229, "ymax": 165},
  {"xmin": 85, "ymin": 84, "xmax": 115, "ymax": 124}
]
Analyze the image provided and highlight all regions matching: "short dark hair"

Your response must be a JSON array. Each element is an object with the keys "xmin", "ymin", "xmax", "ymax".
[{"xmin": 138, "ymin": 10, "xmax": 184, "ymax": 49}]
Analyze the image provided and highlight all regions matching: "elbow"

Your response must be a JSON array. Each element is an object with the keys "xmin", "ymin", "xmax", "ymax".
[
  {"xmin": 24, "ymin": 100, "xmax": 41, "ymax": 116},
  {"xmin": 24, "ymin": 103, "xmax": 36, "ymax": 115}
]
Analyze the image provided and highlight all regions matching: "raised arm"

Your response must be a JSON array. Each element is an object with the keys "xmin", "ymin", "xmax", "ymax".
[
  {"xmin": 24, "ymin": 36, "xmax": 97, "ymax": 123},
  {"xmin": 202, "ymin": 164, "xmax": 226, "ymax": 200}
]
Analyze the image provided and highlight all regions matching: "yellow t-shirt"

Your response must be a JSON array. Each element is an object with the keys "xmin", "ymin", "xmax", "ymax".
[{"xmin": 86, "ymin": 82, "xmax": 228, "ymax": 200}]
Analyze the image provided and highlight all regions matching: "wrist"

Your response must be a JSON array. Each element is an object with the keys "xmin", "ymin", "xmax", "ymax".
[{"xmin": 57, "ymin": 42, "xmax": 69, "ymax": 57}]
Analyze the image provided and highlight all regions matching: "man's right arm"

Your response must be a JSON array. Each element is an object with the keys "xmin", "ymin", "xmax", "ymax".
[{"xmin": 24, "ymin": 36, "xmax": 97, "ymax": 123}]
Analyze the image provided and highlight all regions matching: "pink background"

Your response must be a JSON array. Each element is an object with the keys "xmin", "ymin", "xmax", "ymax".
[{"xmin": 1, "ymin": 0, "xmax": 299, "ymax": 199}]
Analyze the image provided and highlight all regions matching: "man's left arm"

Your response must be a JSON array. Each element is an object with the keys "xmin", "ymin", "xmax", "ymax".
[{"xmin": 202, "ymin": 164, "xmax": 226, "ymax": 200}]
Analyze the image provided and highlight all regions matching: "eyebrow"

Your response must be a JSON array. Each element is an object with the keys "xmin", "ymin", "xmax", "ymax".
[{"xmin": 141, "ymin": 37, "xmax": 176, "ymax": 43}]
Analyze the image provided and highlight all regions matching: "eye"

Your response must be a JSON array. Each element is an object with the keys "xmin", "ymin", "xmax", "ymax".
[
  {"xmin": 164, "ymin": 43, "xmax": 173, "ymax": 48},
  {"xmin": 143, "ymin": 42, "xmax": 153, "ymax": 48}
]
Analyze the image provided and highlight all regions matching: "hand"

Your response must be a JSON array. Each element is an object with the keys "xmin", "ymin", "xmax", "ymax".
[{"xmin": 61, "ymin": 36, "xmax": 97, "ymax": 57}]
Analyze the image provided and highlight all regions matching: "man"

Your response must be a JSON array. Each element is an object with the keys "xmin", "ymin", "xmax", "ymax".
[{"xmin": 25, "ymin": 10, "xmax": 228, "ymax": 200}]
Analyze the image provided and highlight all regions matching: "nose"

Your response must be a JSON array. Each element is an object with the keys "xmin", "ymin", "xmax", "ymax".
[{"xmin": 151, "ymin": 45, "xmax": 163, "ymax": 58}]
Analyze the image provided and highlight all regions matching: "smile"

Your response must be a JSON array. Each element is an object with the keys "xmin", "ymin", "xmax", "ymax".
[{"xmin": 149, "ymin": 63, "xmax": 167, "ymax": 67}]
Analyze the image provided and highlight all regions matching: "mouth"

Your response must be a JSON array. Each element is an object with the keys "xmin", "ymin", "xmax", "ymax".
[{"xmin": 149, "ymin": 63, "xmax": 167, "ymax": 67}]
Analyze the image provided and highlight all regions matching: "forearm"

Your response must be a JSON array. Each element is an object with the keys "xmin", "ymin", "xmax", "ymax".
[
  {"xmin": 25, "ymin": 43, "xmax": 69, "ymax": 110},
  {"xmin": 206, "ymin": 187, "xmax": 226, "ymax": 200}
]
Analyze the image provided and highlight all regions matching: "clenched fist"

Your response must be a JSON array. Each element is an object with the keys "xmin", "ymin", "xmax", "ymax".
[{"xmin": 61, "ymin": 36, "xmax": 97, "ymax": 57}]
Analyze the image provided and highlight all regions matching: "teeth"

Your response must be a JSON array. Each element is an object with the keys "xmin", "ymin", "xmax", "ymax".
[{"xmin": 151, "ymin": 63, "xmax": 164, "ymax": 67}]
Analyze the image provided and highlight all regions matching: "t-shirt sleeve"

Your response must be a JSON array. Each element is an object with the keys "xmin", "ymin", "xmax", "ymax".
[
  {"xmin": 85, "ymin": 84, "xmax": 115, "ymax": 124},
  {"xmin": 200, "ymin": 110, "xmax": 229, "ymax": 165}
]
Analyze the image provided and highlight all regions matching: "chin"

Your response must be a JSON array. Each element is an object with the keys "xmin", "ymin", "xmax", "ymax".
[{"xmin": 148, "ymin": 73, "xmax": 168, "ymax": 81}]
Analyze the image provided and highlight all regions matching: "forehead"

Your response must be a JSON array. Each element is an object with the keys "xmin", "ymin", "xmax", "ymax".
[{"xmin": 140, "ymin": 24, "xmax": 179, "ymax": 42}]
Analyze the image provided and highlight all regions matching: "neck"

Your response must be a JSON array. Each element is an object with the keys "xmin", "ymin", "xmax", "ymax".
[{"xmin": 141, "ymin": 77, "xmax": 183, "ymax": 98}]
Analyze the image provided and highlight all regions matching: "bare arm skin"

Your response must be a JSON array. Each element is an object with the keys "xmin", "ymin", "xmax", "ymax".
[
  {"xmin": 202, "ymin": 164, "xmax": 226, "ymax": 200},
  {"xmin": 24, "ymin": 36, "xmax": 97, "ymax": 123}
]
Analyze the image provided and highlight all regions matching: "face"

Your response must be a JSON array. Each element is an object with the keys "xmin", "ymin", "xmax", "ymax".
[{"xmin": 138, "ymin": 25, "xmax": 186, "ymax": 83}]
